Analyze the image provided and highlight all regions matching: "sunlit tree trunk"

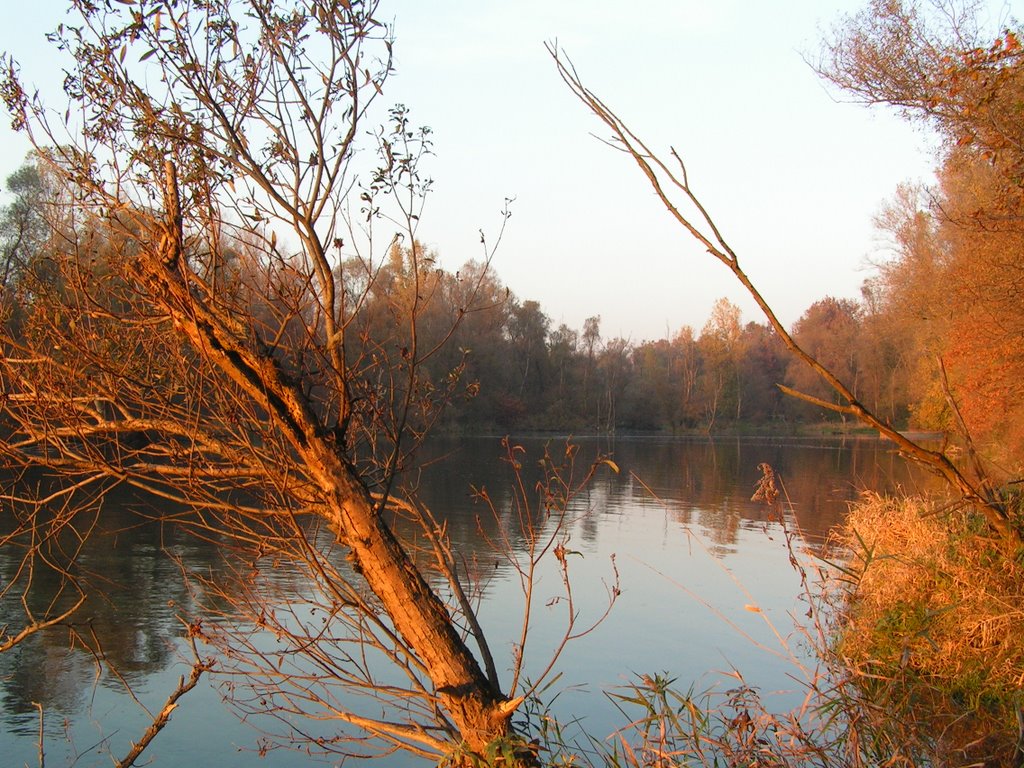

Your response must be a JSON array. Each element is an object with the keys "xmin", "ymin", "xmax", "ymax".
[{"xmin": 148, "ymin": 163, "xmax": 521, "ymax": 759}]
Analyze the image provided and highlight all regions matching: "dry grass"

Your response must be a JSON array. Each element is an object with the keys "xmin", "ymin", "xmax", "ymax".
[{"xmin": 832, "ymin": 492, "xmax": 1024, "ymax": 764}]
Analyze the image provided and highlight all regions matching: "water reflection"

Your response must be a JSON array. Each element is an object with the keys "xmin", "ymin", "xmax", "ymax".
[
  {"xmin": 418, "ymin": 435, "xmax": 939, "ymax": 555},
  {"xmin": 0, "ymin": 484, "xmax": 213, "ymax": 762},
  {"xmin": 0, "ymin": 436, "xmax": 940, "ymax": 767}
]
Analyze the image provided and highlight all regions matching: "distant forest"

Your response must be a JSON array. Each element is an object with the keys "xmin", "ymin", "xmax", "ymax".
[
  {"xmin": 310, "ymin": 238, "xmax": 906, "ymax": 436},
  {"xmin": 1, "ymin": 146, "xmax": 1017, "ymax": 451}
]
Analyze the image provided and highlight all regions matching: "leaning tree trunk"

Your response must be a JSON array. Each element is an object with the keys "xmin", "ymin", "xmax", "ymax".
[{"xmin": 148, "ymin": 163, "xmax": 523, "ymax": 761}]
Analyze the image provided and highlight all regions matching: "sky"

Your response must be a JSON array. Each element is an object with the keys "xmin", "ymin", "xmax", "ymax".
[{"xmin": 0, "ymin": 0, "xmax": 1019, "ymax": 342}]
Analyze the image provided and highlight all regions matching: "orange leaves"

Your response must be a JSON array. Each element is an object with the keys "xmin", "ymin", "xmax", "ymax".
[{"xmin": 1003, "ymin": 29, "xmax": 1021, "ymax": 53}]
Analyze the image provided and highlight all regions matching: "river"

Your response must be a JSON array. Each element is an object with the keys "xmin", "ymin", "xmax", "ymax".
[{"xmin": 0, "ymin": 435, "xmax": 939, "ymax": 767}]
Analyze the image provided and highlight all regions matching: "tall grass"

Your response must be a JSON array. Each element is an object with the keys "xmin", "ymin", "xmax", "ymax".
[{"xmin": 832, "ymin": 492, "xmax": 1024, "ymax": 766}]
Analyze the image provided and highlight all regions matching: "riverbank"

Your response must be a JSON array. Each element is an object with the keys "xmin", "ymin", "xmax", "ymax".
[{"xmin": 830, "ymin": 493, "xmax": 1024, "ymax": 765}]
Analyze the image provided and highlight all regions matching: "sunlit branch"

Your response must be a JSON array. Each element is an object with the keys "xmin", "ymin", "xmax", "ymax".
[{"xmin": 549, "ymin": 42, "xmax": 1018, "ymax": 544}]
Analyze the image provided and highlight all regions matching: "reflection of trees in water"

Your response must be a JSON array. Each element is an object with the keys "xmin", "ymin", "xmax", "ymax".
[
  {"xmin": 2, "ymin": 637, "xmax": 94, "ymax": 730},
  {"xmin": 415, "ymin": 438, "xmax": 577, "ymax": 566},
  {"xmin": 576, "ymin": 483, "xmax": 601, "ymax": 545},
  {"xmin": 0, "ymin": 483, "xmax": 218, "ymax": 728},
  {"xmin": 414, "ymin": 436, "xmax": 941, "ymax": 562},
  {"xmin": 495, "ymin": 436, "xmax": 943, "ymax": 555},
  {"xmin": 413, "ymin": 436, "xmax": 941, "ymax": 560},
  {"xmin": 0, "ymin": 436, "xmax": 943, "ymax": 756}
]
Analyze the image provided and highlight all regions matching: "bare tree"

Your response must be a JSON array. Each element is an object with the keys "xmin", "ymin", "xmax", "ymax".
[
  {"xmin": 0, "ymin": 2, "xmax": 617, "ymax": 764},
  {"xmin": 548, "ymin": 44, "xmax": 1018, "ymax": 544},
  {"xmin": 815, "ymin": 0, "xmax": 1024, "ymax": 180}
]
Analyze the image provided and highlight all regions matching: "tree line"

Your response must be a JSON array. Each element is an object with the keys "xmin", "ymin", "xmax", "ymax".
[
  {"xmin": 0, "ymin": 148, "xmax": 1016, "ymax": 445},
  {"xmin": 0, "ymin": 170, "xmax": 913, "ymax": 438},
  {"xmin": 337, "ymin": 243, "xmax": 897, "ymax": 435}
]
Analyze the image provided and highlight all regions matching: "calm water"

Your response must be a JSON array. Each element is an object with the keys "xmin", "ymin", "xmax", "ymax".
[{"xmin": 0, "ymin": 436, "xmax": 938, "ymax": 767}]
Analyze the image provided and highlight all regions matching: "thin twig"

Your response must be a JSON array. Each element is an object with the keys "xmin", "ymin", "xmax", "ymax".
[
  {"xmin": 33, "ymin": 701, "xmax": 44, "ymax": 768},
  {"xmin": 115, "ymin": 631, "xmax": 210, "ymax": 768}
]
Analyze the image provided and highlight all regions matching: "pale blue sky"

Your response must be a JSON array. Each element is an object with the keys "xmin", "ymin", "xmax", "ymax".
[{"xmin": 1, "ymin": 1, "xmax": 1018, "ymax": 340}]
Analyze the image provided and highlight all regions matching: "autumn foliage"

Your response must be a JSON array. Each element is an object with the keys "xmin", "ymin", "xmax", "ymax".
[{"xmin": 818, "ymin": 0, "xmax": 1024, "ymax": 468}]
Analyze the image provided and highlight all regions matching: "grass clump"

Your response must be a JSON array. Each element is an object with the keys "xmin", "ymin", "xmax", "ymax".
[{"xmin": 832, "ymin": 492, "xmax": 1024, "ymax": 764}]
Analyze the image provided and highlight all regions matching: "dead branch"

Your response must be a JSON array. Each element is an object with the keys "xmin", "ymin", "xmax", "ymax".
[{"xmin": 549, "ymin": 43, "xmax": 1018, "ymax": 545}]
